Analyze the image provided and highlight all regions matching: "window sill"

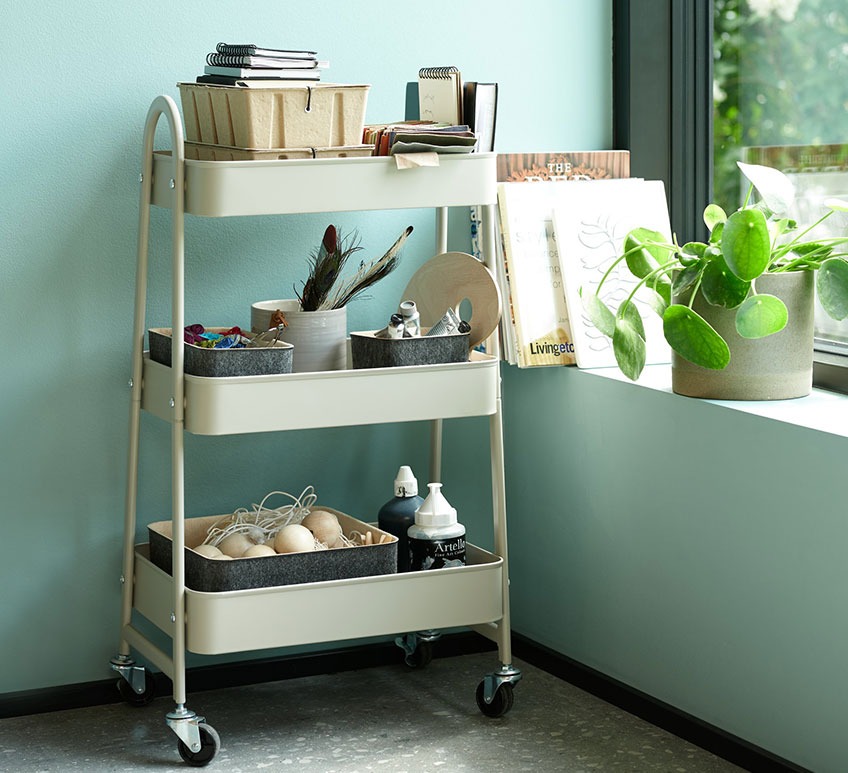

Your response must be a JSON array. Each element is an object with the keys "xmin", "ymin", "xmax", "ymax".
[{"xmin": 580, "ymin": 364, "xmax": 848, "ymax": 439}]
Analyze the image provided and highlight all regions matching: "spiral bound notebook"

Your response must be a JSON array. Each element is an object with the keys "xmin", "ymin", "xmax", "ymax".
[
  {"xmin": 418, "ymin": 66, "xmax": 463, "ymax": 124},
  {"xmin": 206, "ymin": 52, "xmax": 320, "ymax": 68}
]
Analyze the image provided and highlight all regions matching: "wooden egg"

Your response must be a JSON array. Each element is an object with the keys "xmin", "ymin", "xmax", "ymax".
[
  {"xmin": 219, "ymin": 532, "xmax": 256, "ymax": 558},
  {"xmin": 301, "ymin": 509, "xmax": 343, "ymax": 548},
  {"xmin": 274, "ymin": 523, "xmax": 316, "ymax": 554},
  {"xmin": 193, "ymin": 543, "xmax": 223, "ymax": 558},
  {"xmin": 242, "ymin": 543, "xmax": 277, "ymax": 558}
]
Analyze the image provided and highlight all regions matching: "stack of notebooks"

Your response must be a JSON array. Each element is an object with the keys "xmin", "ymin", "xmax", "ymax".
[
  {"xmin": 362, "ymin": 66, "xmax": 497, "ymax": 156},
  {"xmin": 196, "ymin": 42, "xmax": 329, "ymax": 87}
]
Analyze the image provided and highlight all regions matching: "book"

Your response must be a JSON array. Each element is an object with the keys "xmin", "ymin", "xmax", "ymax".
[
  {"xmin": 493, "ymin": 151, "xmax": 631, "ymax": 367},
  {"xmin": 551, "ymin": 179, "xmax": 672, "ymax": 369},
  {"xmin": 498, "ymin": 183, "xmax": 578, "ymax": 367},
  {"xmin": 418, "ymin": 66, "xmax": 463, "ymax": 124},
  {"xmin": 206, "ymin": 52, "xmax": 320, "ymax": 68},
  {"xmin": 498, "ymin": 151, "xmax": 631, "ymax": 183},
  {"xmin": 203, "ymin": 65, "xmax": 322, "ymax": 80},
  {"xmin": 196, "ymin": 74, "xmax": 322, "ymax": 87},
  {"xmin": 215, "ymin": 42, "xmax": 317, "ymax": 59},
  {"xmin": 490, "ymin": 207, "xmax": 519, "ymax": 364},
  {"xmin": 463, "ymin": 82, "xmax": 498, "ymax": 152}
]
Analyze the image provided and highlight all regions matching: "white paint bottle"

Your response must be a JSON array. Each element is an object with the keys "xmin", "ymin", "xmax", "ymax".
[{"xmin": 408, "ymin": 483, "xmax": 466, "ymax": 571}]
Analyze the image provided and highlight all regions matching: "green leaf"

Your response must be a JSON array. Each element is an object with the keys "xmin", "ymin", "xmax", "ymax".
[
  {"xmin": 824, "ymin": 197, "xmax": 848, "ymax": 212},
  {"xmin": 735, "ymin": 294, "xmax": 788, "ymax": 339},
  {"xmin": 584, "ymin": 292, "xmax": 616, "ymax": 337},
  {"xmin": 817, "ymin": 258, "xmax": 848, "ymax": 321},
  {"xmin": 618, "ymin": 299, "xmax": 646, "ymax": 340},
  {"xmin": 710, "ymin": 222, "xmax": 724, "ymax": 245},
  {"xmin": 769, "ymin": 218, "xmax": 797, "ymax": 239},
  {"xmin": 652, "ymin": 277, "xmax": 672, "ymax": 307},
  {"xmin": 737, "ymin": 161, "xmax": 795, "ymax": 215},
  {"xmin": 644, "ymin": 287, "xmax": 669, "ymax": 317},
  {"xmin": 623, "ymin": 228, "xmax": 669, "ymax": 279},
  {"xmin": 613, "ymin": 315, "xmax": 647, "ymax": 380},
  {"xmin": 721, "ymin": 208, "xmax": 771, "ymax": 280},
  {"xmin": 663, "ymin": 305, "xmax": 731, "ymax": 370},
  {"xmin": 680, "ymin": 242, "xmax": 706, "ymax": 266},
  {"xmin": 789, "ymin": 242, "xmax": 833, "ymax": 264},
  {"xmin": 672, "ymin": 263, "xmax": 703, "ymax": 297},
  {"xmin": 703, "ymin": 204, "xmax": 727, "ymax": 231},
  {"xmin": 700, "ymin": 256, "xmax": 751, "ymax": 308}
]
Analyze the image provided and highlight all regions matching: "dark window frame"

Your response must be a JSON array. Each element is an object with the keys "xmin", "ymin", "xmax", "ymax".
[{"xmin": 613, "ymin": 0, "xmax": 713, "ymax": 243}]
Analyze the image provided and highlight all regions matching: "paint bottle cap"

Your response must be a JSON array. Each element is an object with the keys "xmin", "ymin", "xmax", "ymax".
[
  {"xmin": 394, "ymin": 466, "xmax": 419, "ymax": 498},
  {"xmin": 414, "ymin": 483, "xmax": 457, "ymax": 526}
]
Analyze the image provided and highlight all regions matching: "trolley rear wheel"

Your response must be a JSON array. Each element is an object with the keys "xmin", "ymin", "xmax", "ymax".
[
  {"xmin": 116, "ymin": 668, "xmax": 155, "ymax": 706},
  {"xmin": 404, "ymin": 639, "xmax": 433, "ymax": 669}
]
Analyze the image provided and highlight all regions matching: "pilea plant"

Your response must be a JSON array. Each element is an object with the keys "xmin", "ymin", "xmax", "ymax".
[{"xmin": 585, "ymin": 161, "xmax": 848, "ymax": 381}]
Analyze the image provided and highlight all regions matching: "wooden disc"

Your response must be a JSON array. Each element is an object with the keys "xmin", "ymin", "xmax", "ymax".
[{"xmin": 402, "ymin": 252, "xmax": 502, "ymax": 348}]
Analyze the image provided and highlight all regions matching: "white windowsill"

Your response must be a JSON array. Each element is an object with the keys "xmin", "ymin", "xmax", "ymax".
[{"xmin": 580, "ymin": 363, "xmax": 848, "ymax": 439}]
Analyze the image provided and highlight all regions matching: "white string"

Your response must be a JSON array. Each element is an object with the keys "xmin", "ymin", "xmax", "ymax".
[{"xmin": 202, "ymin": 486, "xmax": 320, "ymax": 547}]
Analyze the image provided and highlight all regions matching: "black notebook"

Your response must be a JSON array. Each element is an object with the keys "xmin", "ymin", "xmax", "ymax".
[{"xmin": 463, "ymin": 82, "xmax": 498, "ymax": 152}]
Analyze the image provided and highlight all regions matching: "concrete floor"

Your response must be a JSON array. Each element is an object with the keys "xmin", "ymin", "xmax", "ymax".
[{"xmin": 0, "ymin": 652, "xmax": 743, "ymax": 772}]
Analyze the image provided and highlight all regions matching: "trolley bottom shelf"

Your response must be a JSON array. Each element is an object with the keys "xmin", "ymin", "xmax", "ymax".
[{"xmin": 131, "ymin": 543, "xmax": 505, "ymax": 655}]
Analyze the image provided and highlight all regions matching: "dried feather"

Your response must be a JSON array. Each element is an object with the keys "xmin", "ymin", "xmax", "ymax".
[
  {"xmin": 296, "ymin": 225, "xmax": 363, "ymax": 311},
  {"xmin": 320, "ymin": 225, "xmax": 414, "ymax": 310}
]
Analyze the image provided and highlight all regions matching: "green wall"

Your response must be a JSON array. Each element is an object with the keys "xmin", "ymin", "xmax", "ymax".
[{"xmin": 4, "ymin": 1, "xmax": 847, "ymax": 771}]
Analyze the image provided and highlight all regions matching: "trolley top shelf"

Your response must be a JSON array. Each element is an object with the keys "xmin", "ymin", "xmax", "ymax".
[{"xmin": 150, "ymin": 151, "xmax": 498, "ymax": 217}]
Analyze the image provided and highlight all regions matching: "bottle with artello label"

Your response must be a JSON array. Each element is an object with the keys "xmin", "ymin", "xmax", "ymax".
[
  {"xmin": 377, "ymin": 466, "xmax": 424, "ymax": 572},
  {"xmin": 408, "ymin": 482, "xmax": 466, "ymax": 571}
]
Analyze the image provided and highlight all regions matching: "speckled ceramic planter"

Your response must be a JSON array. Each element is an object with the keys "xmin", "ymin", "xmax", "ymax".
[{"xmin": 671, "ymin": 271, "xmax": 814, "ymax": 400}]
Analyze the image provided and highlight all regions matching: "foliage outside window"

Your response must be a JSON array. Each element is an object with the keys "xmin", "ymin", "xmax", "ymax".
[{"xmin": 713, "ymin": 0, "xmax": 848, "ymax": 348}]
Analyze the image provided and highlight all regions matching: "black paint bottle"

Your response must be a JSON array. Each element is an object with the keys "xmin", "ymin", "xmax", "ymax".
[{"xmin": 377, "ymin": 466, "xmax": 425, "ymax": 572}]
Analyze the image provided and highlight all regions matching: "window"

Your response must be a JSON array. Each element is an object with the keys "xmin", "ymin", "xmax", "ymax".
[
  {"xmin": 614, "ymin": 0, "xmax": 848, "ymax": 390},
  {"xmin": 714, "ymin": 0, "xmax": 848, "ymax": 356}
]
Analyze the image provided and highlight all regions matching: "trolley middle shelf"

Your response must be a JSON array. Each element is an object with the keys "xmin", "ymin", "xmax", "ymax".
[
  {"xmin": 141, "ymin": 350, "xmax": 500, "ymax": 434},
  {"xmin": 131, "ymin": 542, "xmax": 504, "ymax": 655}
]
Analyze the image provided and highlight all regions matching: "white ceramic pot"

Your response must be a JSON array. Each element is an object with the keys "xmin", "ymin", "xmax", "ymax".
[{"xmin": 251, "ymin": 299, "xmax": 348, "ymax": 373}]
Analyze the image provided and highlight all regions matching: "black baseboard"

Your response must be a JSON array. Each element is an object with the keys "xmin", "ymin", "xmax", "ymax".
[
  {"xmin": 511, "ymin": 633, "xmax": 810, "ymax": 773},
  {"xmin": 0, "ymin": 632, "xmax": 809, "ymax": 772},
  {"xmin": 0, "ymin": 632, "xmax": 494, "ymax": 720}
]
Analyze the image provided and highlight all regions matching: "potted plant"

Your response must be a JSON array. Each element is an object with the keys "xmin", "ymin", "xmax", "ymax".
[
  {"xmin": 252, "ymin": 223, "xmax": 413, "ymax": 372},
  {"xmin": 585, "ymin": 161, "xmax": 848, "ymax": 399}
]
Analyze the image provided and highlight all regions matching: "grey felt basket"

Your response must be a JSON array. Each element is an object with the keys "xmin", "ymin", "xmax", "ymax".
[
  {"xmin": 148, "ymin": 510, "xmax": 397, "ymax": 592},
  {"xmin": 350, "ymin": 329, "xmax": 470, "ymax": 369},
  {"xmin": 148, "ymin": 327, "xmax": 293, "ymax": 377}
]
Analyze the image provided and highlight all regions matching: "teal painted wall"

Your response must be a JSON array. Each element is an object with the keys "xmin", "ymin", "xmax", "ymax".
[
  {"xmin": 5, "ymin": 2, "xmax": 846, "ymax": 771},
  {"xmin": 0, "ymin": 0, "xmax": 610, "ymax": 690},
  {"xmin": 503, "ymin": 367, "xmax": 848, "ymax": 772}
]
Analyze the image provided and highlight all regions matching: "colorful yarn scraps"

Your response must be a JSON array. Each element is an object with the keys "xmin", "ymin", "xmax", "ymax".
[{"xmin": 183, "ymin": 324, "xmax": 249, "ymax": 348}]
